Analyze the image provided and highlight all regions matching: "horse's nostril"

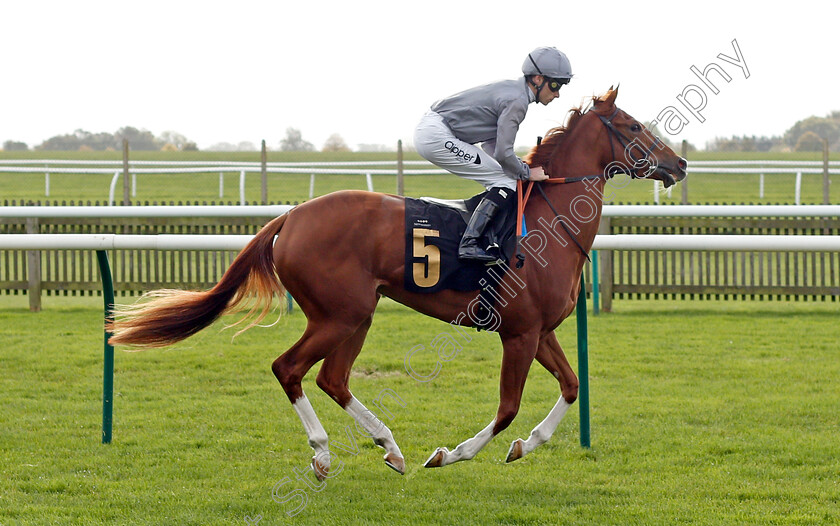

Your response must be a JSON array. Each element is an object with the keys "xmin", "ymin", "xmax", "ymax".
[{"xmin": 678, "ymin": 157, "xmax": 687, "ymax": 171}]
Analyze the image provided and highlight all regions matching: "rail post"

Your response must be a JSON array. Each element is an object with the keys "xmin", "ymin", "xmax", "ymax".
[
  {"xmin": 96, "ymin": 250, "xmax": 115, "ymax": 444},
  {"xmin": 576, "ymin": 272, "xmax": 591, "ymax": 448},
  {"xmin": 824, "ymin": 139, "xmax": 830, "ymax": 205},
  {"xmin": 397, "ymin": 140, "xmax": 404, "ymax": 196},
  {"xmin": 261, "ymin": 140, "xmax": 268, "ymax": 205},
  {"xmin": 598, "ymin": 217, "xmax": 613, "ymax": 312},
  {"xmin": 795, "ymin": 171, "xmax": 802, "ymax": 205},
  {"xmin": 681, "ymin": 140, "xmax": 688, "ymax": 204},
  {"xmin": 122, "ymin": 139, "xmax": 130, "ymax": 205},
  {"xmin": 591, "ymin": 249, "xmax": 600, "ymax": 316},
  {"xmin": 25, "ymin": 218, "xmax": 42, "ymax": 312}
]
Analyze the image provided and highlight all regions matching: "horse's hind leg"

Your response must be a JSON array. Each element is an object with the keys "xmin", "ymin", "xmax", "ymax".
[
  {"xmin": 506, "ymin": 331, "xmax": 579, "ymax": 462},
  {"xmin": 316, "ymin": 315, "xmax": 405, "ymax": 475},
  {"xmin": 272, "ymin": 317, "xmax": 365, "ymax": 480}
]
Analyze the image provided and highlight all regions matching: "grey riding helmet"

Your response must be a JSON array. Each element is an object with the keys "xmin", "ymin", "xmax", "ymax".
[{"xmin": 522, "ymin": 47, "xmax": 573, "ymax": 81}]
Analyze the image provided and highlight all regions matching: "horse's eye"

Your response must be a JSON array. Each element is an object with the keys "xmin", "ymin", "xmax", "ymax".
[{"xmin": 630, "ymin": 124, "xmax": 642, "ymax": 132}]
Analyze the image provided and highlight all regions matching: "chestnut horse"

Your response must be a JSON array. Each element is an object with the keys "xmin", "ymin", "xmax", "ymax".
[{"xmin": 109, "ymin": 87, "xmax": 686, "ymax": 478}]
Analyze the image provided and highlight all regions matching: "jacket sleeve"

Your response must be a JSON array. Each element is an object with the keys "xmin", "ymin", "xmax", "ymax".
[{"xmin": 494, "ymin": 98, "xmax": 531, "ymax": 180}]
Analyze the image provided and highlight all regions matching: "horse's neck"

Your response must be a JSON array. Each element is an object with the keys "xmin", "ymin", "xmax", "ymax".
[
  {"xmin": 539, "ymin": 178, "xmax": 605, "ymax": 247},
  {"xmin": 535, "ymin": 121, "xmax": 609, "ymax": 253}
]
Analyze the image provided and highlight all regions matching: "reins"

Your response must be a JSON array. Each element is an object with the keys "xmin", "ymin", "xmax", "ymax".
[
  {"xmin": 514, "ymin": 175, "xmax": 604, "ymax": 267},
  {"xmin": 514, "ymin": 106, "xmax": 645, "ymax": 267}
]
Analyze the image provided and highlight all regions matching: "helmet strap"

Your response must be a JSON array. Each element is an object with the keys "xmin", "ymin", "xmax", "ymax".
[
  {"xmin": 527, "ymin": 76, "xmax": 547, "ymax": 105},
  {"xmin": 528, "ymin": 53, "xmax": 548, "ymax": 102},
  {"xmin": 526, "ymin": 54, "xmax": 548, "ymax": 105}
]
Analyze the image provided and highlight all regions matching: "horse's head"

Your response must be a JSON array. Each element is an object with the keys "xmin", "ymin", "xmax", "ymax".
[
  {"xmin": 590, "ymin": 87, "xmax": 687, "ymax": 187},
  {"xmin": 527, "ymin": 87, "xmax": 687, "ymax": 188}
]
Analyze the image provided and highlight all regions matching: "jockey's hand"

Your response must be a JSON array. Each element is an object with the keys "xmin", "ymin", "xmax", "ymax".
[{"xmin": 528, "ymin": 166, "xmax": 549, "ymax": 181}]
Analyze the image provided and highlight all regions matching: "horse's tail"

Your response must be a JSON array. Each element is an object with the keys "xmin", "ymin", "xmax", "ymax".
[{"xmin": 108, "ymin": 214, "xmax": 289, "ymax": 348}]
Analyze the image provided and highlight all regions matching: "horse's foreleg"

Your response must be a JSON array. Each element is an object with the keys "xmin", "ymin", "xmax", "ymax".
[
  {"xmin": 506, "ymin": 331, "xmax": 578, "ymax": 462},
  {"xmin": 424, "ymin": 332, "xmax": 539, "ymax": 468},
  {"xmin": 315, "ymin": 316, "xmax": 405, "ymax": 475},
  {"xmin": 423, "ymin": 420, "xmax": 498, "ymax": 468},
  {"xmin": 344, "ymin": 396, "xmax": 405, "ymax": 475}
]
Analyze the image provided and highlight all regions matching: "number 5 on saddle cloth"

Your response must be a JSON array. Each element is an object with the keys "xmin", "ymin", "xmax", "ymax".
[{"xmin": 404, "ymin": 189, "xmax": 521, "ymax": 296}]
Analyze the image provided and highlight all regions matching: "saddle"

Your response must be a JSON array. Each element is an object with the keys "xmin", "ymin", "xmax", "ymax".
[{"xmin": 404, "ymin": 190, "xmax": 519, "ymax": 294}]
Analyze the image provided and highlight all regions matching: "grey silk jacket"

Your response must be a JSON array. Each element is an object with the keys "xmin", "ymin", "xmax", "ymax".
[{"xmin": 430, "ymin": 77, "xmax": 535, "ymax": 180}]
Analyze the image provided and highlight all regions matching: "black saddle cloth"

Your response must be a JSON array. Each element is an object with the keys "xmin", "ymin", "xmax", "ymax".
[{"xmin": 404, "ymin": 190, "xmax": 518, "ymax": 293}]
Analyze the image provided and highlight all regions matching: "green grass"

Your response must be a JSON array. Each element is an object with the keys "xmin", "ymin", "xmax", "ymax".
[
  {"xmin": 1, "ymin": 295, "xmax": 838, "ymax": 525},
  {"xmin": 1, "ymin": 150, "xmax": 837, "ymax": 205}
]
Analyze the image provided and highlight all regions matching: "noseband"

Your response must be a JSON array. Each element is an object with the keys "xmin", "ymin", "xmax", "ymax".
[{"xmin": 596, "ymin": 107, "xmax": 662, "ymax": 179}]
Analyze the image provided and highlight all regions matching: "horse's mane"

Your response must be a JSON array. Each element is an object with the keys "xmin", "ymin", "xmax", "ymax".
[{"xmin": 524, "ymin": 97, "xmax": 597, "ymax": 167}]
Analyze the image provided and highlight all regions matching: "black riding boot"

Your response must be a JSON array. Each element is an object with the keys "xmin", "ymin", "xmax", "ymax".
[{"xmin": 458, "ymin": 196, "xmax": 500, "ymax": 262}]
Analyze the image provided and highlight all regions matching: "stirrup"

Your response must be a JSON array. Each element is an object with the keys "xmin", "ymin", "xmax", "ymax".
[{"xmin": 458, "ymin": 240, "xmax": 499, "ymax": 262}]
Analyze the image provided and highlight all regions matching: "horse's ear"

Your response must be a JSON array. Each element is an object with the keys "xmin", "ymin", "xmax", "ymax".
[
  {"xmin": 594, "ymin": 86, "xmax": 619, "ymax": 110},
  {"xmin": 605, "ymin": 85, "xmax": 618, "ymax": 105}
]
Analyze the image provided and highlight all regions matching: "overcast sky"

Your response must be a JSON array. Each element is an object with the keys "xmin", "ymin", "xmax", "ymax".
[{"xmin": 3, "ymin": 1, "xmax": 835, "ymax": 151}]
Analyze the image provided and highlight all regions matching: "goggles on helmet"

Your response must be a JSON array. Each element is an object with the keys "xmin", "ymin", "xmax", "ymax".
[{"xmin": 547, "ymin": 77, "xmax": 570, "ymax": 92}]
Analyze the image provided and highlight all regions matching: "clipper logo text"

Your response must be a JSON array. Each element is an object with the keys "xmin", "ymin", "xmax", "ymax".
[{"xmin": 444, "ymin": 141, "xmax": 476, "ymax": 163}]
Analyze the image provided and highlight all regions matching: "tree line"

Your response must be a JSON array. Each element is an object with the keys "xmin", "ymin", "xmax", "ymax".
[
  {"xmin": 2, "ymin": 127, "xmax": 357, "ymax": 153},
  {"xmin": 2, "ymin": 127, "xmax": 197, "ymax": 152},
  {"xmin": 5, "ymin": 112, "xmax": 839, "ymax": 153},
  {"xmin": 703, "ymin": 111, "xmax": 840, "ymax": 152}
]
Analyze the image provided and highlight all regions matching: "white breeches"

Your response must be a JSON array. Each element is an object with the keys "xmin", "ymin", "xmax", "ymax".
[{"xmin": 414, "ymin": 111, "xmax": 518, "ymax": 192}]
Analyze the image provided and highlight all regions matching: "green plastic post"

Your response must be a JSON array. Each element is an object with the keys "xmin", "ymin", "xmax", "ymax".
[
  {"xmin": 591, "ymin": 250, "xmax": 600, "ymax": 316},
  {"xmin": 576, "ymin": 273, "xmax": 591, "ymax": 448},
  {"xmin": 96, "ymin": 250, "xmax": 115, "ymax": 444}
]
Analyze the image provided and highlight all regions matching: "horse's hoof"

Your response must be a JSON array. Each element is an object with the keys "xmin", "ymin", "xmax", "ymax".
[
  {"xmin": 423, "ymin": 447, "xmax": 448, "ymax": 468},
  {"xmin": 506, "ymin": 439, "xmax": 524, "ymax": 463},
  {"xmin": 312, "ymin": 456, "xmax": 329, "ymax": 481},
  {"xmin": 384, "ymin": 453, "xmax": 405, "ymax": 475}
]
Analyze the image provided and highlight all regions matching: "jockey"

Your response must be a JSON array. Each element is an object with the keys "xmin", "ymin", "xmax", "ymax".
[{"xmin": 414, "ymin": 46, "xmax": 572, "ymax": 262}]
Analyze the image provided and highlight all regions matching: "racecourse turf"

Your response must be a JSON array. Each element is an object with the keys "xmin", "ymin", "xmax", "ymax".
[{"xmin": 1, "ymin": 294, "xmax": 838, "ymax": 525}]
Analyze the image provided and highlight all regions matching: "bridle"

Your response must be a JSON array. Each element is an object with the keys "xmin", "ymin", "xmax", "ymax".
[
  {"xmin": 595, "ymin": 107, "xmax": 665, "ymax": 181},
  {"xmin": 541, "ymin": 106, "xmax": 663, "ymax": 183},
  {"xmin": 515, "ymin": 106, "xmax": 666, "ymax": 267}
]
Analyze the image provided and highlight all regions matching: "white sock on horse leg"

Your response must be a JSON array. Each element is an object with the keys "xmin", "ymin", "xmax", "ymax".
[
  {"xmin": 522, "ymin": 397, "xmax": 571, "ymax": 455},
  {"xmin": 344, "ymin": 396, "xmax": 403, "ymax": 459},
  {"xmin": 444, "ymin": 419, "xmax": 497, "ymax": 465},
  {"xmin": 292, "ymin": 395, "xmax": 330, "ymax": 457}
]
